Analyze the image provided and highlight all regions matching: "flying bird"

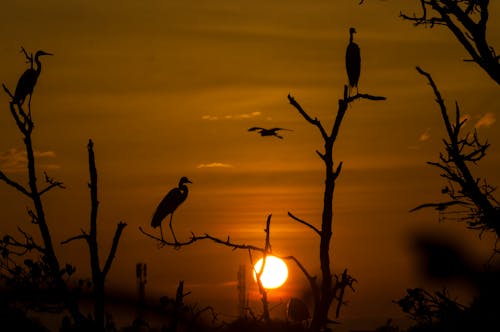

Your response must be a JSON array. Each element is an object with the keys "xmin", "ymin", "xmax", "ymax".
[
  {"xmin": 248, "ymin": 127, "xmax": 292, "ymax": 139},
  {"xmin": 151, "ymin": 176, "xmax": 192, "ymax": 243},
  {"xmin": 345, "ymin": 27, "xmax": 360, "ymax": 96},
  {"xmin": 409, "ymin": 200, "xmax": 470, "ymax": 213},
  {"xmin": 13, "ymin": 50, "xmax": 53, "ymax": 109}
]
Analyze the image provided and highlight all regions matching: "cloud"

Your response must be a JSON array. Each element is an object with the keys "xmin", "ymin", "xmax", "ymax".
[
  {"xmin": 202, "ymin": 111, "xmax": 261, "ymax": 121},
  {"xmin": 418, "ymin": 128, "xmax": 431, "ymax": 142},
  {"xmin": 0, "ymin": 148, "xmax": 59, "ymax": 173},
  {"xmin": 475, "ymin": 112, "xmax": 496, "ymax": 129},
  {"xmin": 202, "ymin": 115, "xmax": 218, "ymax": 121},
  {"xmin": 197, "ymin": 162, "xmax": 234, "ymax": 169}
]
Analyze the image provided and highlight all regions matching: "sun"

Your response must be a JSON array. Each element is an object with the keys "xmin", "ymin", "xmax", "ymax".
[{"xmin": 253, "ymin": 255, "xmax": 289, "ymax": 289}]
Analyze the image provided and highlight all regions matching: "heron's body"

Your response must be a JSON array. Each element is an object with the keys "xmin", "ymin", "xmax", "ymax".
[
  {"xmin": 13, "ymin": 50, "xmax": 52, "ymax": 107},
  {"xmin": 248, "ymin": 127, "xmax": 292, "ymax": 139},
  {"xmin": 345, "ymin": 28, "xmax": 361, "ymax": 94},
  {"xmin": 151, "ymin": 176, "xmax": 192, "ymax": 243}
]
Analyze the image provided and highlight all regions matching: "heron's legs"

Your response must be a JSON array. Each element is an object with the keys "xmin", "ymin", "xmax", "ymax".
[
  {"xmin": 159, "ymin": 223, "xmax": 165, "ymax": 242},
  {"xmin": 28, "ymin": 94, "xmax": 32, "ymax": 118},
  {"xmin": 169, "ymin": 213, "xmax": 178, "ymax": 244}
]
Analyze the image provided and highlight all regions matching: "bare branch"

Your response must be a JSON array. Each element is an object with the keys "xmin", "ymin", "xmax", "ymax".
[
  {"xmin": 402, "ymin": 1, "xmax": 500, "ymax": 84},
  {"xmin": 139, "ymin": 226, "xmax": 265, "ymax": 252},
  {"xmin": 288, "ymin": 94, "xmax": 329, "ymax": 140},
  {"xmin": 0, "ymin": 171, "xmax": 31, "ymax": 197},
  {"xmin": 333, "ymin": 161, "xmax": 343, "ymax": 180},
  {"xmin": 346, "ymin": 92, "xmax": 387, "ymax": 103},
  {"xmin": 39, "ymin": 172, "xmax": 65, "ymax": 196},
  {"xmin": 288, "ymin": 211, "xmax": 321, "ymax": 236},
  {"xmin": 61, "ymin": 233, "xmax": 89, "ymax": 245},
  {"xmin": 102, "ymin": 221, "xmax": 127, "ymax": 278}
]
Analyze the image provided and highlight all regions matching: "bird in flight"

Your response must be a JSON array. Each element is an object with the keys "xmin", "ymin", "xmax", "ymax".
[
  {"xmin": 13, "ymin": 49, "xmax": 53, "ymax": 111},
  {"xmin": 345, "ymin": 27, "xmax": 360, "ymax": 96},
  {"xmin": 248, "ymin": 127, "xmax": 292, "ymax": 139},
  {"xmin": 151, "ymin": 176, "xmax": 192, "ymax": 244}
]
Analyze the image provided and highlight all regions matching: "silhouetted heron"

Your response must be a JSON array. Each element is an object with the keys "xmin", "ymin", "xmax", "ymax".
[
  {"xmin": 248, "ymin": 127, "xmax": 292, "ymax": 139},
  {"xmin": 151, "ymin": 176, "xmax": 192, "ymax": 243},
  {"xmin": 13, "ymin": 50, "xmax": 53, "ymax": 109},
  {"xmin": 345, "ymin": 27, "xmax": 360, "ymax": 96}
]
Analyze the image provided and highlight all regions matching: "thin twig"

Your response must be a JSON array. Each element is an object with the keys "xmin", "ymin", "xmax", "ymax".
[{"xmin": 288, "ymin": 212, "xmax": 321, "ymax": 236}]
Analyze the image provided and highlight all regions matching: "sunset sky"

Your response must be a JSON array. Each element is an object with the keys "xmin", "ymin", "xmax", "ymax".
[{"xmin": 1, "ymin": 0, "xmax": 499, "ymax": 330}]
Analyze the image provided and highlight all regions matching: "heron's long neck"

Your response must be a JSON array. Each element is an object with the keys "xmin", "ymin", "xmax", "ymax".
[
  {"xmin": 180, "ymin": 184, "xmax": 188, "ymax": 197},
  {"xmin": 35, "ymin": 56, "xmax": 42, "ymax": 75},
  {"xmin": 349, "ymin": 32, "xmax": 354, "ymax": 44}
]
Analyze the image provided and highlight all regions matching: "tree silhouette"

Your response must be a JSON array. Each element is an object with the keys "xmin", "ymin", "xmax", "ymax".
[
  {"xmin": 398, "ymin": 67, "xmax": 500, "ymax": 331},
  {"xmin": 410, "ymin": 67, "xmax": 499, "ymax": 240},
  {"xmin": 61, "ymin": 140, "xmax": 127, "ymax": 331},
  {"xmin": 401, "ymin": 0, "xmax": 500, "ymax": 85},
  {"xmin": 1, "ymin": 49, "xmax": 127, "ymax": 331},
  {"xmin": 287, "ymin": 86, "xmax": 385, "ymax": 331},
  {"xmin": 1, "ymin": 49, "xmax": 84, "ymax": 324}
]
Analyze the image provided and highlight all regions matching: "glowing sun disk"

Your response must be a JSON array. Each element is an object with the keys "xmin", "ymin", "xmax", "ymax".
[{"xmin": 253, "ymin": 255, "xmax": 288, "ymax": 289}]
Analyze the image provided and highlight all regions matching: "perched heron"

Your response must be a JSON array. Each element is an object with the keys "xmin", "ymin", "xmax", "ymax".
[
  {"xmin": 13, "ymin": 50, "xmax": 53, "ymax": 109},
  {"xmin": 151, "ymin": 176, "xmax": 192, "ymax": 243},
  {"xmin": 345, "ymin": 27, "xmax": 360, "ymax": 96},
  {"xmin": 248, "ymin": 127, "xmax": 292, "ymax": 139}
]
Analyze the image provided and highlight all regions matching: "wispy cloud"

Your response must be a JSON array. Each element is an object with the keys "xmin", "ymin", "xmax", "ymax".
[
  {"xmin": 418, "ymin": 128, "xmax": 431, "ymax": 142},
  {"xmin": 197, "ymin": 162, "xmax": 234, "ymax": 169},
  {"xmin": 475, "ymin": 112, "xmax": 496, "ymax": 129},
  {"xmin": 0, "ymin": 148, "xmax": 59, "ymax": 173},
  {"xmin": 202, "ymin": 111, "xmax": 261, "ymax": 121}
]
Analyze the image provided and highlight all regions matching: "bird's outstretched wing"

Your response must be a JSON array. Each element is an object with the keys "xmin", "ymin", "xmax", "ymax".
[
  {"xmin": 151, "ymin": 188, "xmax": 182, "ymax": 227},
  {"xmin": 270, "ymin": 127, "xmax": 292, "ymax": 132},
  {"xmin": 409, "ymin": 200, "xmax": 470, "ymax": 213},
  {"xmin": 248, "ymin": 127, "xmax": 264, "ymax": 132}
]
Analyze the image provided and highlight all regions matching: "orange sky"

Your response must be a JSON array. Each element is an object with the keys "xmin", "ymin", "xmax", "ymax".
[{"xmin": 1, "ymin": 1, "xmax": 499, "ymax": 330}]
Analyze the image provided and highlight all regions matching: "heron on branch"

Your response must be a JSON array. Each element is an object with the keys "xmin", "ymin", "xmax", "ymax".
[
  {"xmin": 151, "ymin": 176, "xmax": 192, "ymax": 244},
  {"xmin": 13, "ymin": 49, "xmax": 53, "ymax": 111},
  {"xmin": 345, "ymin": 27, "xmax": 360, "ymax": 96}
]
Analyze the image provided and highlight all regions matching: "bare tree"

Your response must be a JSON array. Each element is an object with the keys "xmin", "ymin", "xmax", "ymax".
[
  {"xmin": 1, "ymin": 50, "xmax": 84, "ymax": 324},
  {"xmin": 62, "ymin": 140, "xmax": 127, "ymax": 331},
  {"xmin": 287, "ymin": 87, "xmax": 385, "ymax": 331},
  {"xmin": 400, "ymin": 0, "xmax": 500, "ymax": 84},
  {"xmin": 411, "ymin": 67, "xmax": 499, "ymax": 244},
  {"xmin": 399, "ymin": 67, "xmax": 500, "ymax": 331}
]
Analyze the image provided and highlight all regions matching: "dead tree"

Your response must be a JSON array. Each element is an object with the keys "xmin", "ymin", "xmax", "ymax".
[
  {"xmin": 62, "ymin": 140, "xmax": 127, "ymax": 331},
  {"xmin": 410, "ymin": 67, "xmax": 499, "ymax": 244},
  {"xmin": 287, "ymin": 87, "xmax": 385, "ymax": 331},
  {"xmin": 0, "ymin": 50, "xmax": 84, "ymax": 323},
  {"xmin": 400, "ymin": 0, "xmax": 499, "ymax": 85}
]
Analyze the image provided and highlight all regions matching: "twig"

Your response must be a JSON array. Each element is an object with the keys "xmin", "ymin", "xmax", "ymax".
[
  {"xmin": 0, "ymin": 171, "xmax": 31, "ymax": 197},
  {"xmin": 288, "ymin": 212, "xmax": 321, "ymax": 236},
  {"xmin": 102, "ymin": 221, "xmax": 127, "ymax": 277}
]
